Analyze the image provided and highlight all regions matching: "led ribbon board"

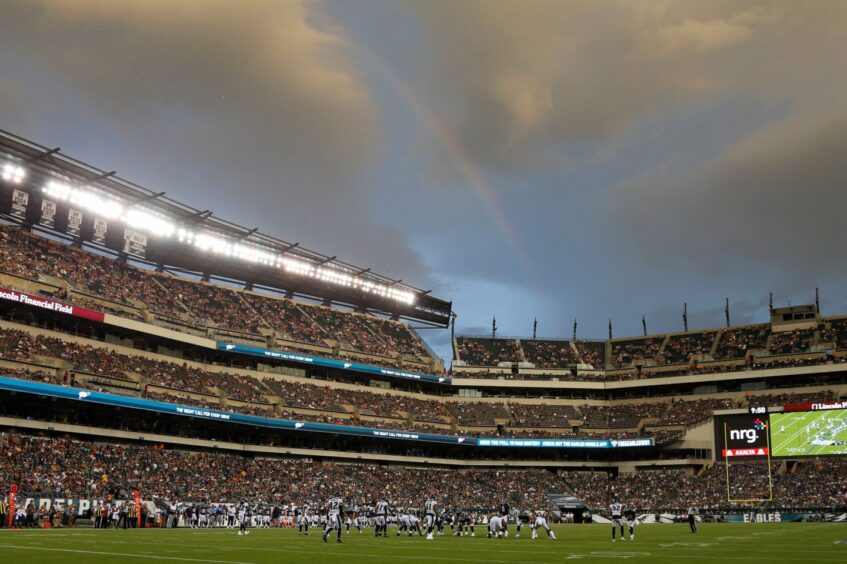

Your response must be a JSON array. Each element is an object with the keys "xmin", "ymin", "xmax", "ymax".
[{"xmin": 217, "ymin": 341, "xmax": 451, "ymax": 385}]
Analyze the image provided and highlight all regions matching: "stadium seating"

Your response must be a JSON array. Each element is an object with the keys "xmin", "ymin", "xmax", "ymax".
[
  {"xmin": 446, "ymin": 401, "xmax": 511, "ymax": 426},
  {"xmin": 509, "ymin": 403, "xmax": 576, "ymax": 428},
  {"xmin": 713, "ymin": 325, "xmax": 768, "ymax": 359},
  {"xmin": 455, "ymin": 337, "xmax": 521, "ymax": 366},
  {"xmin": 0, "ymin": 225, "xmax": 432, "ymax": 371},
  {"xmin": 660, "ymin": 331, "xmax": 717, "ymax": 364},
  {"xmin": 574, "ymin": 340, "xmax": 605, "ymax": 368},
  {"xmin": 610, "ymin": 336, "xmax": 664, "ymax": 368},
  {"xmin": 520, "ymin": 339, "xmax": 578, "ymax": 369},
  {"xmin": 769, "ymin": 328, "xmax": 815, "ymax": 355},
  {"xmin": 0, "ymin": 431, "xmax": 565, "ymax": 508},
  {"xmin": 659, "ymin": 398, "xmax": 736, "ymax": 426},
  {"xmin": 564, "ymin": 459, "xmax": 831, "ymax": 513},
  {"xmin": 827, "ymin": 318, "xmax": 847, "ymax": 349},
  {"xmin": 579, "ymin": 403, "xmax": 666, "ymax": 429}
]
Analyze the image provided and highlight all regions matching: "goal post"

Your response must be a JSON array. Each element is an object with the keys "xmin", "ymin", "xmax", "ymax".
[{"xmin": 724, "ymin": 421, "xmax": 774, "ymax": 504}]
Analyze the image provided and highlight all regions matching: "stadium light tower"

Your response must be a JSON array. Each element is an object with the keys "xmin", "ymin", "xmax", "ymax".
[{"xmin": 2, "ymin": 162, "xmax": 26, "ymax": 184}]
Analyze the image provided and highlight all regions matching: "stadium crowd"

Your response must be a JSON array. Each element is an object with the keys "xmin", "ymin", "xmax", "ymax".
[
  {"xmin": 0, "ymin": 226, "xmax": 430, "ymax": 370},
  {"xmin": 0, "ymin": 432, "xmax": 560, "ymax": 509},
  {"xmin": 520, "ymin": 340, "xmax": 579, "ymax": 369},
  {"xmin": 455, "ymin": 338, "xmax": 521, "ymax": 366},
  {"xmin": 580, "ymin": 403, "xmax": 666, "ymax": 429},
  {"xmin": 566, "ymin": 457, "xmax": 846, "ymax": 513},
  {"xmin": 610, "ymin": 337, "xmax": 664, "ymax": 369},
  {"xmin": 660, "ymin": 331, "xmax": 717, "ymax": 364}
]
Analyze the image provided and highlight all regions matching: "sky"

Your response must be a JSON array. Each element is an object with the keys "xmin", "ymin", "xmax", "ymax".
[{"xmin": 2, "ymin": 1, "xmax": 847, "ymax": 364}]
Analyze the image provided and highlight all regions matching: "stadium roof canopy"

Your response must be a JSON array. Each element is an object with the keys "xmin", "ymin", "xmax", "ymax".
[{"xmin": 0, "ymin": 129, "xmax": 452, "ymax": 326}]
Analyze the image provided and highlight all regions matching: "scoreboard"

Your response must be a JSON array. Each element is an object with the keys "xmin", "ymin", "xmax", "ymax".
[{"xmin": 715, "ymin": 401, "xmax": 847, "ymax": 460}]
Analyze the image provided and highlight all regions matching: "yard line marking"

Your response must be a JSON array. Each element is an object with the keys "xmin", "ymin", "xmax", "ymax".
[{"xmin": 0, "ymin": 544, "xmax": 258, "ymax": 564}]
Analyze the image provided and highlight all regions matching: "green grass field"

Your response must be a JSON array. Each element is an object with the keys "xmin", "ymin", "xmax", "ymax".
[
  {"xmin": 0, "ymin": 523, "xmax": 845, "ymax": 563},
  {"xmin": 772, "ymin": 410, "xmax": 847, "ymax": 456}
]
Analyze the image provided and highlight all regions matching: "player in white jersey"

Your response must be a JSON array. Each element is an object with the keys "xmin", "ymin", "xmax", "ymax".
[
  {"xmin": 530, "ymin": 511, "xmax": 556, "ymax": 540},
  {"xmin": 609, "ymin": 499, "xmax": 624, "ymax": 542},
  {"xmin": 374, "ymin": 500, "xmax": 389, "ymax": 537},
  {"xmin": 322, "ymin": 497, "xmax": 345, "ymax": 544},
  {"xmin": 487, "ymin": 513, "xmax": 505, "ymax": 538},
  {"xmin": 424, "ymin": 499, "xmax": 438, "ymax": 540},
  {"xmin": 297, "ymin": 504, "xmax": 311, "ymax": 535}
]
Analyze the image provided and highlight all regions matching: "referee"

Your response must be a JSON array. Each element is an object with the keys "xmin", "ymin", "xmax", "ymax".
[
  {"xmin": 0, "ymin": 495, "xmax": 7, "ymax": 529},
  {"xmin": 687, "ymin": 506, "xmax": 698, "ymax": 534}
]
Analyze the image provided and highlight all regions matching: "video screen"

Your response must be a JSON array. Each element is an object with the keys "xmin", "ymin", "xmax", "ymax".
[{"xmin": 771, "ymin": 409, "xmax": 847, "ymax": 457}]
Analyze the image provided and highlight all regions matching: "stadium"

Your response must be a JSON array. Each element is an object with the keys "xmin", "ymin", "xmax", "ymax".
[
  {"xmin": 1, "ymin": 3, "xmax": 847, "ymax": 563},
  {"xmin": 1, "ymin": 129, "xmax": 845, "ymax": 560}
]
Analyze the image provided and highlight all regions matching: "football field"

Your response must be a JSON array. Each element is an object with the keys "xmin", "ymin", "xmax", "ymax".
[
  {"xmin": 771, "ymin": 410, "xmax": 847, "ymax": 456},
  {"xmin": 0, "ymin": 523, "xmax": 845, "ymax": 563}
]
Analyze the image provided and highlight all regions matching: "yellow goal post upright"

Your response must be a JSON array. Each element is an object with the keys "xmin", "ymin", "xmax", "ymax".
[{"xmin": 723, "ymin": 420, "xmax": 774, "ymax": 504}]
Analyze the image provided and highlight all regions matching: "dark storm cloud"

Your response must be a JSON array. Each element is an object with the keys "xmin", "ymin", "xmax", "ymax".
[
  {"xmin": 606, "ymin": 108, "xmax": 847, "ymax": 279},
  {"xmin": 396, "ymin": 0, "xmax": 847, "ymax": 340},
  {"xmin": 408, "ymin": 0, "xmax": 798, "ymax": 169},
  {"xmin": 0, "ymin": 1, "xmax": 433, "ymax": 286}
]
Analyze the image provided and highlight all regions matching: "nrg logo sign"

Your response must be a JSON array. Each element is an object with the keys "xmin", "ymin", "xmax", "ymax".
[{"xmin": 729, "ymin": 418, "xmax": 768, "ymax": 443}]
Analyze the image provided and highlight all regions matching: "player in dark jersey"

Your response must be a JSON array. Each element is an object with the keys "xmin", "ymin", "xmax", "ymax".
[
  {"xmin": 499, "ymin": 502, "xmax": 511, "ymax": 537},
  {"xmin": 515, "ymin": 509, "xmax": 531, "ymax": 538},
  {"xmin": 436, "ymin": 508, "xmax": 448, "ymax": 536},
  {"xmin": 456, "ymin": 511, "xmax": 475, "ymax": 537},
  {"xmin": 624, "ymin": 508, "xmax": 636, "ymax": 541}
]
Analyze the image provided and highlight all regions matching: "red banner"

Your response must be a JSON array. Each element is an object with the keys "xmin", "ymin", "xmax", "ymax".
[
  {"xmin": 0, "ymin": 287, "xmax": 105, "ymax": 323},
  {"xmin": 134, "ymin": 490, "xmax": 142, "ymax": 528},
  {"xmin": 783, "ymin": 401, "xmax": 847, "ymax": 412},
  {"xmin": 9, "ymin": 483, "xmax": 17, "ymax": 527},
  {"xmin": 722, "ymin": 447, "xmax": 769, "ymax": 457}
]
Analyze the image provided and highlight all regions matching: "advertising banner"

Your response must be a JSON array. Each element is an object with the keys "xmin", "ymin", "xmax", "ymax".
[
  {"xmin": 134, "ymin": 490, "xmax": 142, "ymax": 527},
  {"xmin": 0, "ymin": 287, "xmax": 105, "ymax": 322},
  {"xmin": 8, "ymin": 484, "xmax": 17, "ymax": 527},
  {"xmin": 93, "ymin": 217, "xmax": 108, "ymax": 245},
  {"xmin": 10, "ymin": 189, "xmax": 28, "ymax": 219},
  {"xmin": 714, "ymin": 413, "xmax": 771, "ymax": 459},
  {"xmin": 123, "ymin": 229, "xmax": 148, "ymax": 258},
  {"xmin": 40, "ymin": 199, "xmax": 57, "ymax": 228},
  {"xmin": 67, "ymin": 208, "xmax": 83, "ymax": 236}
]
